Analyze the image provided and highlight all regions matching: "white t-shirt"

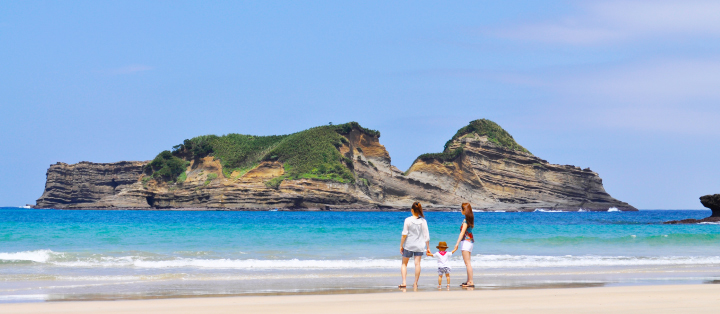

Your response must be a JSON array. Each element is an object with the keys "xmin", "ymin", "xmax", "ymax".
[
  {"xmin": 433, "ymin": 251, "xmax": 453, "ymax": 269},
  {"xmin": 401, "ymin": 216, "xmax": 430, "ymax": 252}
]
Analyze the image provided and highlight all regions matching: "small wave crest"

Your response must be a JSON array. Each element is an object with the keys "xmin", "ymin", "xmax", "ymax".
[
  {"xmin": 0, "ymin": 250, "xmax": 55, "ymax": 263},
  {"xmin": 3, "ymin": 250, "xmax": 720, "ymax": 269},
  {"xmin": 502, "ymin": 233, "xmax": 720, "ymax": 245},
  {"xmin": 43, "ymin": 255, "xmax": 720, "ymax": 269},
  {"xmin": 534, "ymin": 209, "xmax": 565, "ymax": 213},
  {"xmin": 477, "ymin": 254, "xmax": 720, "ymax": 268}
]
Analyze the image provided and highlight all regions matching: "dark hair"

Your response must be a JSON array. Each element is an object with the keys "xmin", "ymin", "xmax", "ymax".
[
  {"xmin": 411, "ymin": 202, "xmax": 424, "ymax": 218},
  {"xmin": 461, "ymin": 203, "xmax": 474, "ymax": 228}
]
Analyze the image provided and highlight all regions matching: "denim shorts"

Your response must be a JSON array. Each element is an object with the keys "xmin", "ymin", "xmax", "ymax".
[
  {"xmin": 438, "ymin": 267, "xmax": 451, "ymax": 275},
  {"xmin": 402, "ymin": 249, "xmax": 424, "ymax": 258}
]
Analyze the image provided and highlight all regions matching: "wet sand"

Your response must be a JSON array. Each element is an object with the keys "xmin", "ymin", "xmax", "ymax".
[{"xmin": 2, "ymin": 284, "xmax": 719, "ymax": 314}]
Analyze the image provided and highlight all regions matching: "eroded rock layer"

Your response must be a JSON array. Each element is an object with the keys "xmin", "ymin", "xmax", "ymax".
[
  {"xmin": 36, "ymin": 125, "xmax": 635, "ymax": 211},
  {"xmin": 36, "ymin": 161, "xmax": 151, "ymax": 209}
]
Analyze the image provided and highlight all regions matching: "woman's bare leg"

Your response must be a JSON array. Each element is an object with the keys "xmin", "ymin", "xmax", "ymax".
[
  {"xmin": 462, "ymin": 250, "xmax": 473, "ymax": 285},
  {"xmin": 400, "ymin": 257, "xmax": 409, "ymax": 287},
  {"xmin": 413, "ymin": 255, "xmax": 422, "ymax": 287}
]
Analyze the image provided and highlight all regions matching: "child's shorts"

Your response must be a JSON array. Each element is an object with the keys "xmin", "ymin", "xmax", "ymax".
[{"xmin": 438, "ymin": 267, "xmax": 451, "ymax": 276}]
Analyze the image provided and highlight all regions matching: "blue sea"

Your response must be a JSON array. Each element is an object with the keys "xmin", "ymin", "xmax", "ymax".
[{"xmin": 1, "ymin": 208, "xmax": 719, "ymax": 302}]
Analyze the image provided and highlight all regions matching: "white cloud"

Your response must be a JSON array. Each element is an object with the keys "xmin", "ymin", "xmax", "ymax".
[
  {"xmin": 592, "ymin": 106, "xmax": 720, "ymax": 134},
  {"xmin": 493, "ymin": 0, "xmax": 720, "ymax": 44},
  {"xmin": 494, "ymin": 24, "xmax": 621, "ymax": 45},
  {"xmin": 593, "ymin": 1, "xmax": 720, "ymax": 34},
  {"xmin": 552, "ymin": 59, "xmax": 720, "ymax": 102},
  {"xmin": 488, "ymin": 58, "xmax": 720, "ymax": 135}
]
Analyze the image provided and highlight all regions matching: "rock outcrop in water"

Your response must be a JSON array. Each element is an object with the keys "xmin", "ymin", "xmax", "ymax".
[
  {"xmin": 665, "ymin": 194, "xmax": 720, "ymax": 224},
  {"xmin": 37, "ymin": 161, "xmax": 151, "ymax": 208},
  {"xmin": 36, "ymin": 120, "xmax": 636, "ymax": 211},
  {"xmin": 700, "ymin": 194, "xmax": 720, "ymax": 217}
]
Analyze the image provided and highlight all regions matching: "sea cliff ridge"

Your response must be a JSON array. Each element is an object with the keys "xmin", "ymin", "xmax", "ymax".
[{"xmin": 35, "ymin": 120, "xmax": 636, "ymax": 211}]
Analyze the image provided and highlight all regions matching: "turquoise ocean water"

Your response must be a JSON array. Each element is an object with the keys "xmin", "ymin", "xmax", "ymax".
[{"xmin": 1, "ymin": 208, "xmax": 719, "ymax": 301}]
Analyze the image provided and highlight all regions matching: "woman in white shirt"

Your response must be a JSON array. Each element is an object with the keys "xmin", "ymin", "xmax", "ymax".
[{"xmin": 399, "ymin": 202, "xmax": 431, "ymax": 288}]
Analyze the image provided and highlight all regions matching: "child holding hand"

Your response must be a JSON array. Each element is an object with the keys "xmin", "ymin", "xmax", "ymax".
[{"xmin": 427, "ymin": 241, "xmax": 457, "ymax": 289}]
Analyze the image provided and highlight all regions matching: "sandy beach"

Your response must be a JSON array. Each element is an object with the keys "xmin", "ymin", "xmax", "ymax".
[{"xmin": 2, "ymin": 284, "xmax": 719, "ymax": 314}]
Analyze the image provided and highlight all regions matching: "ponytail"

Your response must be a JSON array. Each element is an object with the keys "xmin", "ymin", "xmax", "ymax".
[
  {"xmin": 461, "ymin": 203, "xmax": 474, "ymax": 228},
  {"xmin": 411, "ymin": 202, "xmax": 424, "ymax": 218}
]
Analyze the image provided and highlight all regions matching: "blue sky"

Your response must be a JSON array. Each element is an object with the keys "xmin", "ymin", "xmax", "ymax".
[{"xmin": 1, "ymin": 1, "xmax": 718, "ymax": 209}]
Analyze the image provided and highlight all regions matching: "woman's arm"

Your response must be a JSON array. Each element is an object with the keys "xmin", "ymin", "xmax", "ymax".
[
  {"xmin": 400, "ymin": 219, "xmax": 409, "ymax": 254},
  {"xmin": 453, "ymin": 223, "xmax": 467, "ymax": 252},
  {"xmin": 423, "ymin": 220, "xmax": 431, "ymax": 254}
]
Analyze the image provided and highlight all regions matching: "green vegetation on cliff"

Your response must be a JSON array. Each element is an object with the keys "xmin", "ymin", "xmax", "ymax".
[
  {"xmin": 148, "ymin": 122, "xmax": 379, "ymax": 184},
  {"xmin": 445, "ymin": 119, "xmax": 530, "ymax": 153},
  {"xmin": 177, "ymin": 134, "xmax": 288, "ymax": 177},
  {"xmin": 416, "ymin": 147, "xmax": 464, "ymax": 162},
  {"xmin": 416, "ymin": 119, "xmax": 530, "ymax": 162},
  {"xmin": 145, "ymin": 151, "xmax": 190, "ymax": 181},
  {"xmin": 262, "ymin": 125, "xmax": 354, "ymax": 184}
]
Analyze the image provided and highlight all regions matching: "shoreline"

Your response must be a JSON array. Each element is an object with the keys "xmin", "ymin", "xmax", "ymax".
[
  {"xmin": 2, "ymin": 283, "xmax": 719, "ymax": 313},
  {"xmin": 3, "ymin": 264, "xmax": 719, "ymax": 304}
]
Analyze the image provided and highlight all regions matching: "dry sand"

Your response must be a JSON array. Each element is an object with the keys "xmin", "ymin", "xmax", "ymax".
[{"xmin": 2, "ymin": 284, "xmax": 720, "ymax": 314}]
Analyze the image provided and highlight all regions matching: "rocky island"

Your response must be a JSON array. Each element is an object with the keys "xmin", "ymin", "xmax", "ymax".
[
  {"xmin": 35, "ymin": 119, "xmax": 636, "ymax": 211},
  {"xmin": 664, "ymin": 194, "xmax": 720, "ymax": 224}
]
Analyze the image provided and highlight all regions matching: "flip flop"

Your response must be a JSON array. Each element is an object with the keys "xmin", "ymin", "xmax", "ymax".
[
  {"xmin": 398, "ymin": 285, "xmax": 407, "ymax": 288},
  {"xmin": 461, "ymin": 284, "xmax": 475, "ymax": 288},
  {"xmin": 459, "ymin": 282, "xmax": 467, "ymax": 287}
]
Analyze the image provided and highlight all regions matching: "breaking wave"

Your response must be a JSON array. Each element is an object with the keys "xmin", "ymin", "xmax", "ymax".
[
  {"xmin": 2, "ymin": 250, "xmax": 720, "ymax": 269},
  {"xmin": 0, "ymin": 250, "xmax": 53, "ymax": 263},
  {"xmin": 534, "ymin": 209, "xmax": 565, "ymax": 213}
]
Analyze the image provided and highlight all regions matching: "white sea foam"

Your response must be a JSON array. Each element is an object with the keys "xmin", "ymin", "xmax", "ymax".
[
  {"xmin": 0, "ymin": 294, "xmax": 48, "ymax": 302},
  {"xmin": 0, "ymin": 250, "xmax": 54, "ymax": 263},
  {"xmin": 475, "ymin": 254, "xmax": 720, "ymax": 268},
  {"xmin": 534, "ymin": 209, "xmax": 565, "ymax": 213},
  {"xmin": 61, "ymin": 255, "xmax": 720, "ymax": 269},
  {"xmin": 3, "ymin": 250, "xmax": 720, "ymax": 270},
  {"xmin": 608, "ymin": 207, "xmax": 620, "ymax": 212}
]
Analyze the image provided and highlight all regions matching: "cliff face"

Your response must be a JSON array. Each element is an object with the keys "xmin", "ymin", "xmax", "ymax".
[
  {"xmin": 36, "ymin": 123, "xmax": 636, "ymax": 211},
  {"xmin": 389, "ymin": 135, "xmax": 634, "ymax": 210},
  {"xmin": 36, "ymin": 161, "xmax": 151, "ymax": 209}
]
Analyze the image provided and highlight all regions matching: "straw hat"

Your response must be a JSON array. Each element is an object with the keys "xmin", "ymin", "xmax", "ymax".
[{"xmin": 436, "ymin": 241, "xmax": 449, "ymax": 249}]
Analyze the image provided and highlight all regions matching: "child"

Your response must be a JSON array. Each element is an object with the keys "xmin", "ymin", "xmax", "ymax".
[{"xmin": 427, "ymin": 241, "xmax": 457, "ymax": 288}]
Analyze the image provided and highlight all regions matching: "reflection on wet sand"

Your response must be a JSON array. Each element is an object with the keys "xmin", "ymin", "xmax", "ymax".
[{"xmin": 6, "ymin": 266, "xmax": 719, "ymax": 302}]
